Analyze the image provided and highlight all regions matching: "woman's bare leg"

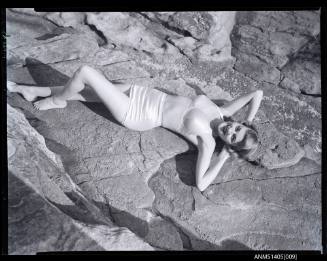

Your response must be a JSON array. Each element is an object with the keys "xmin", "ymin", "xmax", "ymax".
[
  {"xmin": 7, "ymin": 81, "xmax": 52, "ymax": 102},
  {"xmin": 31, "ymin": 65, "xmax": 131, "ymax": 123},
  {"xmin": 7, "ymin": 81, "xmax": 101, "ymax": 103}
]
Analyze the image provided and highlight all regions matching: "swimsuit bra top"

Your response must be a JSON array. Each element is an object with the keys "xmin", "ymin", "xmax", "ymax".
[{"xmin": 178, "ymin": 95, "xmax": 224, "ymax": 134}]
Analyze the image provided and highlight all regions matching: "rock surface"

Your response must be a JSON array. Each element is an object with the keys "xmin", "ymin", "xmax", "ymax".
[
  {"xmin": 7, "ymin": 104, "xmax": 154, "ymax": 253},
  {"xmin": 149, "ymin": 155, "xmax": 320, "ymax": 250},
  {"xmin": 231, "ymin": 11, "xmax": 321, "ymax": 95},
  {"xmin": 6, "ymin": 9, "xmax": 321, "ymax": 252}
]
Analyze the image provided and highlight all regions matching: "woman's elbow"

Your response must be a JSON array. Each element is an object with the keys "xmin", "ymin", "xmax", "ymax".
[
  {"xmin": 256, "ymin": 90, "xmax": 263, "ymax": 97},
  {"xmin": 196, "ymin": 180, "xmax": 207, "ymax": 192}
]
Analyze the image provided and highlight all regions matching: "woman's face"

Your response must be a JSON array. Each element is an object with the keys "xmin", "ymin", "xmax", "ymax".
[{"xmin": 217, "ymin": 121, "xmax": 248, "ymax": 145}]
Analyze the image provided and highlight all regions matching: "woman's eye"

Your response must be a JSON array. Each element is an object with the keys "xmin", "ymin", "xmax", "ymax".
[
  {"xmin": 236, "ymin": 126, "xmax": 241, "ymax": 132},
  {"xmin": 231, "ymin": 134, "xmax": 236, "ymax": 142}
]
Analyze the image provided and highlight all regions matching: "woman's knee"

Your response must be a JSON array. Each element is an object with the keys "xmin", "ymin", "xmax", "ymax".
[
  {"xmin": 75, "ymin": 65, "xmax": 100, "ymax": 84},
  {"xmin": 77, "ymin": 65, "xmax": 94, "ymax": 76}
]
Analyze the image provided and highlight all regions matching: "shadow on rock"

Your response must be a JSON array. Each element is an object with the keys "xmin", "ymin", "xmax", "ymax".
[
  {"xmin": 175, "ymin": 151, "xmax": 197, "ymax": 187},
  {"xmin": 80, "ymin": 101, "xmax": 122, "ymax": 126},
  {"xmin": 219, "ymin": 239, "xmax": 252, "ymax": 250},
  {"xmin": 25, "ymin": 57, "xmax": 70, "ymax": 86},
  {"xmin": 42, "ymin": 137, "xmax": 77, "ymax": 174},
  {"xmin": 92, "ymin": 200, "xmax": 252, "ymax": 250},
  {"xmin": 211, "ymin": 99, "xmax": 228, "ymax": 107},
  {"xmin": 46, "ymin": 196, "xmax": 109, "ymax": 226},
  {"xmin": 104, "ymin": 204, "xmax": 149, "ymax": 239},
  {"xmin": 175, "ymin": 138, "xmax": 225, "ymax": 187},
  {"xmin": 8, "ymin": 173, "xmax": 107, "ymax": 253}
]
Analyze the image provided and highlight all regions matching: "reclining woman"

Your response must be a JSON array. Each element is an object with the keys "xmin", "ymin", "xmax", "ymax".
[{"xmin": 7, "ymin": 65, "xmax": 263, "ymax": 191}]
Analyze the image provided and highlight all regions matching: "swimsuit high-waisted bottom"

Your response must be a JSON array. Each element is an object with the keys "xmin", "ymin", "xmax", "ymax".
[{"xmin": 121, "ymin": 84, "xmax": 167, "ymax": 131}]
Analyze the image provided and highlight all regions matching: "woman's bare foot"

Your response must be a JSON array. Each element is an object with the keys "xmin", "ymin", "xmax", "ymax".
[
  {"xmin": 33, "ymin": 96, "xmax": 67, "ymax": 110},
  {"xmin": 7, "ymin": 81, "xmax": 51, "ymax": 102}
]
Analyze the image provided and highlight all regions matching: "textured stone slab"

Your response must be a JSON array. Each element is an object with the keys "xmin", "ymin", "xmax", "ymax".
[
  {"xmin": 281, "ymin": 58, "xmax": 321, "ymax": 96},
  {"xmin": 149, "ymin": 156, "xmax": 321, "ymax": 250},
  {"xmin": 6, "ymin": 9, "xmax": 58, "ymax": 51},
  {"xmin": 231, "ymin": 11, "xmax": 320, "ymax": 85},
  {"xmin": 247, "ymin": 122, "xmax": 305, "ymax": 169},
  {"xmin": 259, "ymin": 82, "xmax": 321, "ymax": 151},
  {"xmin": 86, "ymin": 12, "xmax": 175, "ymax": 55},
  {"xmin": 7, "ymin": 104, "xmax": 154, "ymax": 253},
  {"xmin": 8, "ymin": 33, "xmax": 99, "ymax": 66}
]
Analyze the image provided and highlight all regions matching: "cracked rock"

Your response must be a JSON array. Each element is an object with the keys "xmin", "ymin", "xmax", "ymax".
[
  {"xmin": 7, "ymin": 104, "xmax": 154, "ymax": 253},
  {"xmin": 149, "ymin": 151, "xmax": 320, "ymax": 250},
  {"xmin": 231, "ymin": 11, "xmax": 320, "ymax": 85}
]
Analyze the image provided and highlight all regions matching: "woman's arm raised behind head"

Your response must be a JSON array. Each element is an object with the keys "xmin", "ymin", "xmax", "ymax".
[
  {"xmin": 196, "ymin": 143, "xmax": 230, "ymax": 192},
  {"xmin": 219, "ymin": 90, "xmax": 263, "ymax": 121}
]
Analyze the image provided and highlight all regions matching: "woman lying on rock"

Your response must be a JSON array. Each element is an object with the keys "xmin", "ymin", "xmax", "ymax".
[{"xmin": 7, "ymin": 65, "xmax": 263, "ymax": 191}]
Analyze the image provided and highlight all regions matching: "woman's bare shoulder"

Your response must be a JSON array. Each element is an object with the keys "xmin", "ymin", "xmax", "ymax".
[{"xmin": 193, "ymin": 95, "xmax": 225, "ymax": 119}]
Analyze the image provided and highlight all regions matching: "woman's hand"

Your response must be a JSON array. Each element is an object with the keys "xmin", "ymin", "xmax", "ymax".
[{"xmin": 225, "ymin": 146, "xmax": 240, "ymax": 159}]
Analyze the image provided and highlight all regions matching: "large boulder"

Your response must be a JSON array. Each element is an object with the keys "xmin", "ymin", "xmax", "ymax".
[
  {"xmin": 280, "ymin": 37, "xmax": 321, "ymax": 96},
  {"xmin": 140, "ymin": 11, "xmax": 236, "ymax": 63},
  {"xmin": 7, "ymin": 104, "xmax": 154, "ymax": 253},
  {"xmin": 231, "ymin": 11, "xmax": 320, "ymax": 89}
]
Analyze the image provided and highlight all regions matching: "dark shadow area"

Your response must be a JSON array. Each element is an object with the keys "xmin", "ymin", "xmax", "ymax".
[
  {"xmin": 80, "ymin": 102, "xmax": 122, "ymax": 125},
  {"xmin": 175, "ymin": 151, "xmax": 197, "ymax": 187},
  {"xmin": 47, "ymin": 196, "xmax": 108, "ymax": 226},
  {"xmin": 211, "ymin": 98, "xmax": 228, "ymax": 107},
  {"xmin": 25, "ymin": 57, "xmax": 70, "ymax": 86},
  {"xmin": 8, "ymin": 173, "xmax": 106, "ymax": 253},
  {"xmin": 35, "ymin": 27, "xmax": 77, "ymax": 41},
  {"xmin": 106, "ymin": 205, "xmax": 149, "ymax": 238},
  {"xmin": 41, "ymin": 137, "xmax": 79, "ymax": 174},
  {"xmin": 156, "ymin": 87, "xmax": 178, "ymax": 96},
  {"xmin": 175, "ymin": 137, "xmax": 225, "ymax": 187},
  {"xmin": 219, "ymin": 239, "xmax": 252, "ymax": 250},
  {"xmin": 91, "ymin": 200, "xmax": 253, "ymax": 251}
]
